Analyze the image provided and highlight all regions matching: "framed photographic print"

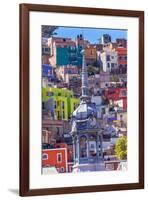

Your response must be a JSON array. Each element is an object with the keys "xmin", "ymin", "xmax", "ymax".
[{"xmin": 19, "ymin": 3, "xmax": 144, "ymax": 196}]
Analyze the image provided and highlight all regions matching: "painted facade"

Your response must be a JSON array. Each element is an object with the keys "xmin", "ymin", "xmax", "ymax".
[
  {"xmin": 42, "ymin": 87, "xmax": 80, "ymax": 120},
  {"xmin": 42, "ymin": 37, "xmax": 50, "ymax": 65},
  {"xmin": 42, "ymin": 148, "xmax": 68, "ymax": 173},
  {"xmin": 116, "ymin": 47, "xmax": 127, "ymax": 74},
  {"xmin": 48, "ymin": 37, "xmax": 81, "ymax": 67},
  {"xmin": 85, "ymin": 46, "xmax": 97, "ymax": 66},
  {"xmin": 42, "ymin": 143, "xmax": 74, "ymax": 173},
  {"xmin": 99, "ymin": 49, "xmax": 118, "ymax": 73},
  {"xmin": 104, "ymin": 88, "xmax": 127, "ymax": 110},
  {"xmin": 56, "ymin": 65, "xmax": 78, "ymax": 81}
]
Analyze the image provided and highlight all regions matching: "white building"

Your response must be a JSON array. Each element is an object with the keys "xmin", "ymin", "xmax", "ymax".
[
  {"xmin": 99, "ymin": 49, "xmax": 118, "ymax": 72},
  {"xmin": 42, "ymin": 166, "xmax": 58, "ymax": 175},
  {"xmin": 91, "ymin": 95, "xmax": 110, "ymax": 120}
]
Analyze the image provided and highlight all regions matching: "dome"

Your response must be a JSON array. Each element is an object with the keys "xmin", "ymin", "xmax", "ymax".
[{"xmin": 72, "ymin": 101, "xmax": 97, "ymax": 121}]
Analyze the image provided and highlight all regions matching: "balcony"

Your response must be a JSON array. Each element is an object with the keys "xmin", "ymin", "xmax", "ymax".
[{"xmin": 76, "ymin": 120, "xmax": 99, "ymax": 132}]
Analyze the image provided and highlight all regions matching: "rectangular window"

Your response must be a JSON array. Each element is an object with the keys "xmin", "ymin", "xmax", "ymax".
[
  {"xmin": 102, "ymin": 108, "xmax": 106, "ymax": 114},
  {"xmin": 62, "ymin": 101, "xmax": 65, "ymax": 109},
  {"xmin": 57, "ymin": 101, "xmax": 60, "ymax": 106},
  {"xmin": 74, "ymin": 103, "xmax": 76, "ymax": 110},
  {"xmin": 90, "ymin": 144, "xmax": 95, "ymax": 149},
  {"xmin": 54, "ymin": 101, "xmax": 57, "ymax": 109},
  {"xmin": 57, "ymin": 153, "xmax": 62, "ymax": 163},
  {"xmin": 42, "ymin": 102, "xmax": 45, "ymax": 109},
  {"xmin": 120, "ymin": 89, "xmax": 127, "ymax": 97},
  {"xmin": 47, "ymin": 92, "xmax": 53, "ymax": 96},
  {"xmin": 106, "ymin": 55, "xmax": 110, "ymax": 61},
  {"xmin": 42, "ymin": 153, "xmax": 48, "ymax": 160},
  {"xmin": 62, "ymin": 111, "xmax": 65, "ymax": 119},
  {"xmin": 107, "ymin": 63, "xmax": 110, "ymax": 68},
  {"xmin": 45, "ymin": 47, "xmax": 49, "ymax": 52},
  {"xmin": 124, "ymin": 56, "xmax": 127, "ymax": 60},
  {"xmin": 111, "ymin": 63, "xmax": 114, "ymax": 68},
  {"xmin": 57, "ymin": 111, "xmax": 60, "ymax": 119}
]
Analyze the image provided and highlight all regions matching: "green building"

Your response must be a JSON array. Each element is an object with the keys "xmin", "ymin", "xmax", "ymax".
[{"xmin": 42, "ymin": 87, "xmax": 80, "ymax": 120}]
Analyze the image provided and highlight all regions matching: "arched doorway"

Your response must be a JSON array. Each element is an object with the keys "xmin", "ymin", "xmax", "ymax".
[
  {"xmin": 80, "ymin": 135, "xmax": 87, "ymax": 158},
  {"xmin": 89, "ymin": 135, "xmax": 97, "ymax": 157}
]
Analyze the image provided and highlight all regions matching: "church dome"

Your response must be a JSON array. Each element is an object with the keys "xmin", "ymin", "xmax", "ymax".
[{"xmin": 72, "ymin": 101, "xmax": 97, "ymax": 120}]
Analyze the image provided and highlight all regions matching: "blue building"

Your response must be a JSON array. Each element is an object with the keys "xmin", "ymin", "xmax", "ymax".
[{"xmin": 42, "ymin": 64, "xmax": 55, "ymax": 80}]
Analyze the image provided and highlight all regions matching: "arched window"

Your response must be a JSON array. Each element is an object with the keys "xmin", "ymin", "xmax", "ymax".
[
  {"xmin": 89, "ymin": 135, "xmax": 97, "ymax": 157},
  {"xmin": 60, "ymin": 167, "xmax": 65, "ymax": 173},
  {"xmin": 80, "ymin": 136, "xmax": 87, "ymax": 158},
  {"xmin": 42, "ymin": 153, "xmax": 48, "ymax": 160}
]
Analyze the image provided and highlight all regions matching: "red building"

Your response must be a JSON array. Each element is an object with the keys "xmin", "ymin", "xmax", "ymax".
[
  {"xmin": 116, "ymin": 38, "xmax": 127, "ymax": 48},
  {"xmin": 42, "ymin": 143, "xmax": 74, "ymax": 173},
  {"xmin": 116, "ymin": 47, "xmax": 127, "ymax": 74},
  {"xmin": 105, "ymin": 88, "xmax": 127, "ymax": 109}
]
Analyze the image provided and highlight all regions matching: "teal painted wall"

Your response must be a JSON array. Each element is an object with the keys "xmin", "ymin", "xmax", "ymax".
[
  {"xmin": 56, "ymin": 45, "xmax": 82, "ymax": 66},
  {"xmin": 56, "ymin": 47, "xmax": 69, "ymax": 66}
]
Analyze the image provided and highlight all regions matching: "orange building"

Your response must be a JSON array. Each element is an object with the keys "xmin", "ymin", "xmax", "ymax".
[
  {"xmin": 42, "ymin": 143, "xmax": 74, "ymax": 173},
  {"xmin": 42, "ymin": 148, "xmax": 68, "ymax": 173},
  {"xmin": 116, "ymin": 38, "xmax": 127, "ymax": 48},
  {"xmin": 116, "ymin": 47, "xmax": 127, "ymax": 74},
  {"xmin": 85, "ymin": 45, "xmax": 97, "ymax": 66}
]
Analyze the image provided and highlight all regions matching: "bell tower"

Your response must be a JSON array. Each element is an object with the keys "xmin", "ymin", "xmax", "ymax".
[{"xmin": 70, "ymin": 49, "xmax": 105, "ymax": 172}]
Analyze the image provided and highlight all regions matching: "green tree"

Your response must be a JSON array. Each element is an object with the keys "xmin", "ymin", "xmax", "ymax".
[
  {"xmin": 110, "ymin": 74, "xmax": 119, "ymax": 82},
  {"xmin": 87, "ymin": 65, "xmax": 100, "ymax": 76},
  {"xmin": 87, "ymin": 65, "xmax": 95, "ymax": 76},
  {"xmin": 115, "ymin": 136, "xmax": 127, "ymax": 160}
]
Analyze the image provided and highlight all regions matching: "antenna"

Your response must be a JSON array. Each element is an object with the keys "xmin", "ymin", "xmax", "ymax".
[
  {"xmin": 81, "ymin": 28, "xmax": 85, "ymax": 49},
  {"xmin": 80, "ymin": 28, "xmax": 90, "ymax": 101}
]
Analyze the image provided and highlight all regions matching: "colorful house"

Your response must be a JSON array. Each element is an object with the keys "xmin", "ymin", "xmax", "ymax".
[
  {"xmin": 99, "ymin": 49, "xmax": 118, "ymax": 73},
  {"xmin": 116, "ymin": 38, "xmax": 127, "ymax": 48},
  {"xmin": 42, "ymin": 64, "xmax": 55, "ymax": 87},
  {"xmin": 48, "ymin": 35, "xmax": 92, "ymax": 68},
  {"xmin": 42, "ymin": 87, "xmax": 80, "ymax": 120},
  {"xmin": 48, "ymin": 37, "xmax": 79, "ymax": 67},
  {"xmin": 42, "ymin": 148, "xmax": 68, "ymax": 173},
  {"xmin": 116, "ymin": 47, "xmax": 127, "ymax": 74},
  {"xmin": 42, "ymin": 143, "xmax": 74, "ymax": 173},
  {"xmin": 42, "ymin": 64, "xmax": 53, "ymax": 77},
  {"xmin": 104, "ymin": 88, "xmax": 127, "ymax": 109},
  {"xmin": 85, "ymin": 45, "xmax": 97, "ymax": 66},
  {"xmin": 42, "ymin": 37, "xmax": 50, "ymax": 65},
  {"xmin": 56, "ymin": 65, "xmax": 78, "ymax": 81}
]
